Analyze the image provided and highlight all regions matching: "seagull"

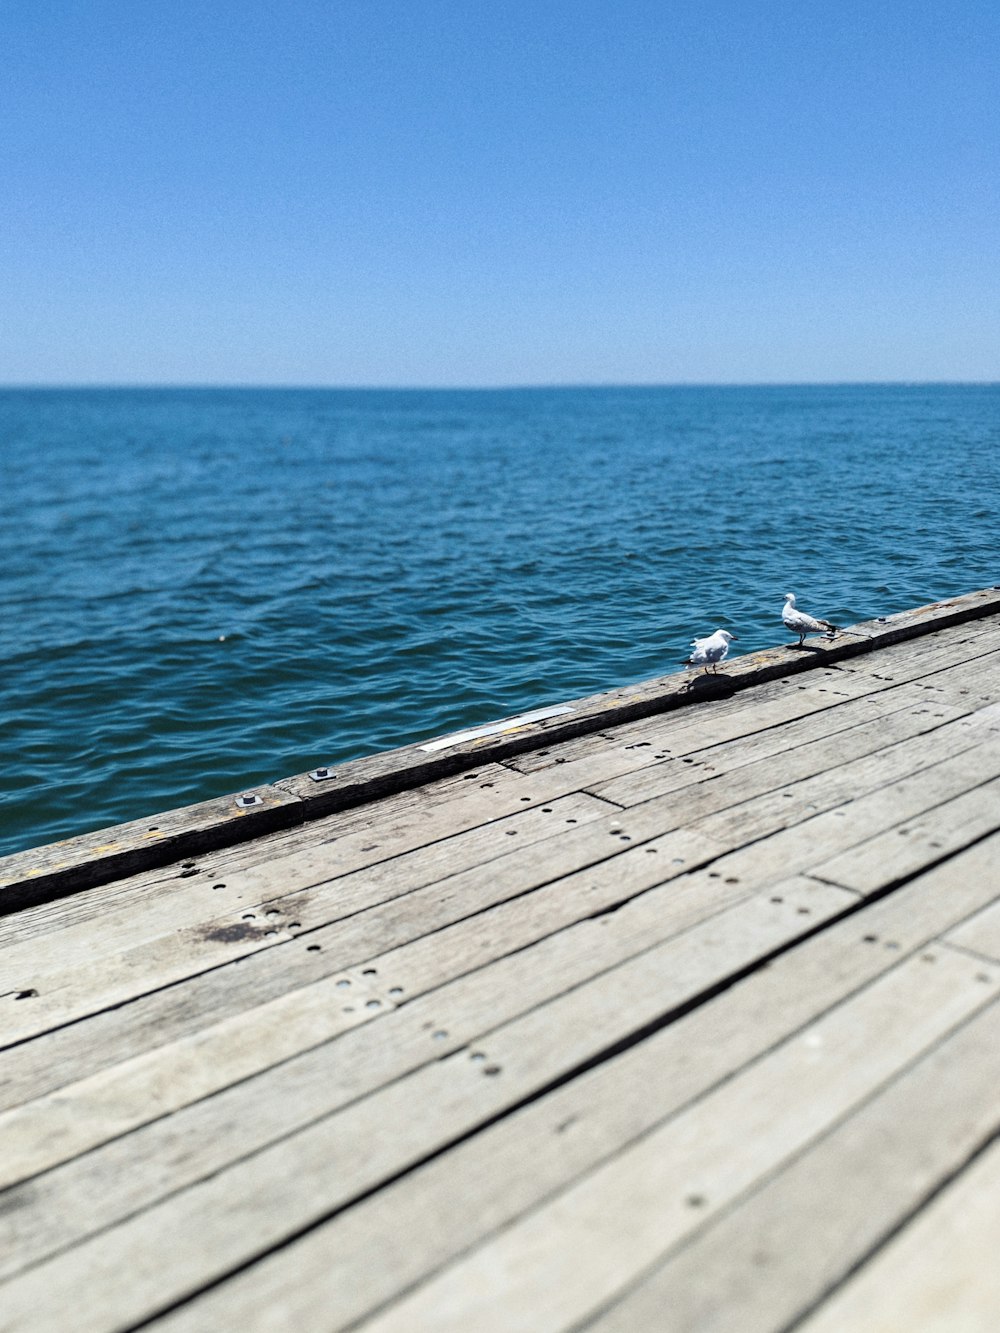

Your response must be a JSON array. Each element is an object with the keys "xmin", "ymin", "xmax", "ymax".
[
  {"xmin": 682, "ymin": 629, "xmax": 737, "ymax": 674},
  {"xmin": 782, "ymin": 592, "xmax": 838, "ymax": 646}
]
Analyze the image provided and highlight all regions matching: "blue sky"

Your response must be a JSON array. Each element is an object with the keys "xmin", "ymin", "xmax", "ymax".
[{"xmin": 3, "ymin": 1, "xmax": 998, "ymax": 385}]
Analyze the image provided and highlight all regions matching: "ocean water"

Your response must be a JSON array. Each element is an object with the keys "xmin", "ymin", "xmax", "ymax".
[{"xmin": 1, "ymin": 384, "xmax": 998, "ymax": 858}]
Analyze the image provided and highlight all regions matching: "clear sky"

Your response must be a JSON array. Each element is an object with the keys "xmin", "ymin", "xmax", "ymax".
[{"xmin": 3, "ymin": 0, "xmax": 998, "ymax": 385}]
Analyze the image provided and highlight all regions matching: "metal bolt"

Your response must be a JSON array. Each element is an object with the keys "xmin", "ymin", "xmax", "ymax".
[
  {"xmin": 235, "ymin": 793, "xmax": 261, "ymax": 808},
  {"xmin": 309, "ymin": 767, "xmax": 333, "ymax": 782}
]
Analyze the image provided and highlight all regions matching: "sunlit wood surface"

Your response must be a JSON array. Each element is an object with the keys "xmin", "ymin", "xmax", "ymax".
[{"xmin": 3, "ymin": 605, "xmax": 1000, "ymax": 1332}]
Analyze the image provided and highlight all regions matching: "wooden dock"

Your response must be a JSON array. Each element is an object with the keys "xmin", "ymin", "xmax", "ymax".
[{"xmin": 3, "ymin": 587, "xmax": 1000, "ymax": 1332}]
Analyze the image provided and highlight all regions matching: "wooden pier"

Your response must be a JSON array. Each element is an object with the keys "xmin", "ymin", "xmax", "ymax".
[{"xmin": 3, "ymin": 587, "xmax": 1000, "ymax": 1332}]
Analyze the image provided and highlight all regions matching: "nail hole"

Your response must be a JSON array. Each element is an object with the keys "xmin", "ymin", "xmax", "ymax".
[
  {"xmin": 289, "ymin": 921, "xmax": 301, "ymax": 928},
  {"xmin": 241, "ymin": 913, "xmax": 256, "ymax": 920},
  {"xmin": 686, "ymin": 1194, "xmax": 707, "ymax": 1208},
  {"xmin": 884, "ymin": 941, "xmax": 899, "ymax": 950},
  {"xmin": 433, "ymin": 1030, "xmax": 448, "ymax": 1040},
  {"xmin": 863, "ymin": 934, "xmax": 878, "ymax": 943},
  {"xmin": 15, "ymin": 989, "xmax": 38, "ymax": 1000},
  {"xmin": 362, "ymin": 967, "xmax": 377, "ymax": 976},
  {"xmin": 672, "ymin": 857, "xmax": 685, "ymax": 865},
  {"xmin": 542, "ymin": 807, "xmax": 552, "ymax": 813},
  {"xmin": 336, "ymin": 979, "xmax": 351, "ymax": 988},
  {"xmin": 484, "ymin": 1064, "xmax": 502, "ymax": 1076},
  {"xmin": 770, "ymin": 896, "xmax": 783, "ymax": 904},
  {"xmin": 797, "ymin": 907, "xmax": 811, "ymax": 915},
  {"xmin": 389, "ymin": 986, "xmax": 404, "ymax": 997},
  {"xmin": 724, "ymin": 876, "xmax": 739, "ymax": 884},
  {"xmin": 566, "ymin": 818, "xmax": 577, "ymax": 824},
  {"xmin": 470, "ymin": 1051, "xmax": 486, "ymax": 1062},
  {"xmin": 212, "ymin": 883, "xmax": 226, "ymax": 890},
  {"xmin": 366, "ymin": 999, "xmax": 381, "ymax": 1009},
  {"xmin": 307, "ymin": 944, "xmax": 322, "ymax": 952}
]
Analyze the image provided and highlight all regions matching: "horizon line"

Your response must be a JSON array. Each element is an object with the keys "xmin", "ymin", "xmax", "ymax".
[{"xmin": 1, "ymin": 379, "xmax": 998, "ymax": 392}]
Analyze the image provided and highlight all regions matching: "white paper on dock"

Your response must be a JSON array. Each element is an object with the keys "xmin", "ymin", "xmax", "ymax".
[{"xmin": 419, "ymin": 705, "xmax": 575, "ymax": 752}]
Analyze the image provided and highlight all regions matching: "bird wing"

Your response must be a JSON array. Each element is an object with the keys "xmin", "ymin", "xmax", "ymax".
[{"xmin": 784, "ymin": 607, "xmax": 829, "ymax": 633}]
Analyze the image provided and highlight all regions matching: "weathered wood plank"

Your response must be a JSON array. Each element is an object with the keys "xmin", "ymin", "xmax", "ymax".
[
  {"xmin": 5, "ymin": 697, "xmax": 996, "ymax": 1058},
  {"xmin": 945, "ymin": 895, "xmax": 1000, "ymax": 963},
  {"xmin": 0, "ymin": 861, "xmax": 775, "ymax": 1274},
  {"xmin": 702, "ymin": 736, "xmax": 1000, "ymax": 889},
  {"xmin": 0, "ymin": 761, "xmax": 522, "ymax": 948},
  {"xmin": 0, "ymin": 792, "xmax": 611, "ymax": 987},
  {"xmin": 0, "ymin": 830, "xmax": 740, "ymax": 1193},
  {"xmin": 832, "ymin": 619, "xmax": 1000, "ymax": 681},
  {"xmin": 347, "ymin": 949, "xmax": 1000, "ymax": 1333},
  {"xmin": 0, "ymin": 880, "xmax": 855, "ymax": 1330},
  {"xmin": 0, "ymin": 824, "xmax": 726, "ymax": 1112},
  {"xmin": 0, "ymin": 762, "xmax": 601, "ymax": 952},
  {"xmin": 141, "ymin": 838, "xmax": 1000, "ymax": 1333},
  {"xmin": 796, "ymin": 1130, "xmax": 1000, "ymax": 1333},
  {"xmin": 0, "ymin": 784, "xmax": 303, "ymax": 915},
  {"xmin": 589, "ymin": 681, "xmax": 965, "ymax": 806},
  {"xmin": 813, "ymin": 776, "xmax": 1000, "ymax": 894},
  {"xmin": 588, "ymin": 988, "xmax": 1000, "ymax": 1333},
  {"xmin": 0, "ymin": 800, "xmax": 711, "ymax": 1052},
  {"xmin": 686, "ymin": 705, "xmax": 999, "ymax": 847}
]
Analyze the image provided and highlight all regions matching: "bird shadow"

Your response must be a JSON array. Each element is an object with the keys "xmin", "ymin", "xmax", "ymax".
[
  {"xmin": 683, "ymin": 672, "xmax": 737, "ymax": 699},
  {"xmin": 787, "ymin": 642, "xmax": 833, "ymax": 656}
]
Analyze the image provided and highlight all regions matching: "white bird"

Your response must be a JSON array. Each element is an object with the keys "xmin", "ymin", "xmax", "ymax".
[
  {"xmin": 782, "ymin": 592, "xmax": 838, "ymax": 646},
  {"xmin": 682, "ymin": 628, "xmax": 737, "ymax": 674}
]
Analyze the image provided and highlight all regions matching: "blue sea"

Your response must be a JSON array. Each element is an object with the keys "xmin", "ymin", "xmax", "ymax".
[{"xmin": 1, "ymin": 385, "xmax": 998, "ymax": 858}]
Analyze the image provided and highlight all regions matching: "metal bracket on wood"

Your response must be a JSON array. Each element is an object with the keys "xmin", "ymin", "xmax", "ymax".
[
  {"xmin": 308, "ymin": 767, "xmax": 334, "ymax": 782},
  {"xmin": 235, "ymin": 793, "xmax": 263, "ymax": 808}
]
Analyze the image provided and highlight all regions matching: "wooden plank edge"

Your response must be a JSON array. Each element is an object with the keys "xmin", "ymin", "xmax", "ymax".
[
  {"xmin": 0, "ymin": 787, "xmax": 305, "ymax": 917},
  {"xmin": 2, "ymin": 586, "xmax": 999, "ymax": 913}
]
